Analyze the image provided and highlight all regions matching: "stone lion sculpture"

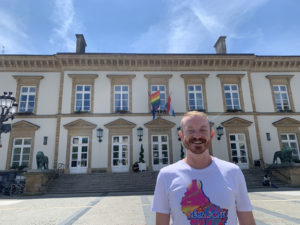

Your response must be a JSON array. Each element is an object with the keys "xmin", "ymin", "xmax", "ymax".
[
  {"xmin": 273, "ymin": 146, "xmax": 293, "ymax": 164},
  {"xmin": 36, "ymin": 151, "xmax": 49, "ymax": 169}
]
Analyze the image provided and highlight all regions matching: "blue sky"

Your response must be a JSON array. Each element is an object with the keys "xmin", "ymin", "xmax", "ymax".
[{"xmin": 1, "ymin": 0, "xmax": 300, "ymax": 55}]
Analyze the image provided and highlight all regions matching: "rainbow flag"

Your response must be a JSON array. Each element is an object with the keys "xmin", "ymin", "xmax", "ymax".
[{"xmin": 150, "ymin": 90, "xmax": 160, "ymax": 119}]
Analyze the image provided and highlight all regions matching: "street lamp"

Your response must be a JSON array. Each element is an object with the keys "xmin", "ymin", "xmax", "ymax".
[{"xmin": 0, "ymin": 92, "xmax": 18, "ymax": 147}]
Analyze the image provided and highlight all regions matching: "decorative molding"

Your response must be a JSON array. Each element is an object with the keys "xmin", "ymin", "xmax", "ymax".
[
  {"xmin": 63, "ymin": 119, "xmax": 97, "ymax": 130},
  {"xmin": 104, "ymin": 118, "xmax": 136, "ymax": 129},
  {"xmin": 272, "ymin": 117, "xmax": 300, "ymax": 127},
  {"xmin": 1, "ymin": 54, "xmax": 300, "ymax": 72},
  {"xmin": 222, "ymin": 117, "xmax": 252, "ymax": 127}
]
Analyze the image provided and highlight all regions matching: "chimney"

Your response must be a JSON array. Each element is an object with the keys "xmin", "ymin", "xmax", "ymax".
[
  {"xmin": 76, "ymin": 34, "xmax": 87, "ymax": 54},
  {"xmin": 214, "ymin": 36, "xmax": 227, "ymax": 54}
]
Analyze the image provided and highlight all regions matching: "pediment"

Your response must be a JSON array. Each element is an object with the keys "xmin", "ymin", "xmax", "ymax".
[
  {"xmin": 104, "ymin": 118, "xmax": 136, "ymax": 129},
  {"xmin": 64, "ymin": 119, "xmax": 97, "ymax": 130},
  {"xmin": 221, "ymin": 117, "xmax": 252, "ymax": 127},
  {"xmin": 273, "ymin": 117, "xmax": 300, "ymax": 127},
  {"xmin": 144, "ymin": 118, "xmax": 176, "ymax": 129},
  {"xmin": 12, "ymin": 120, "xmax": 40, "ymax": 130}
]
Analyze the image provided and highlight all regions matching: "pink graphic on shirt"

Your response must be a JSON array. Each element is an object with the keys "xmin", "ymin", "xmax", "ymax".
[{"xmin": 181, "ymin": 180, "xmax": 228, "ymax": 225}]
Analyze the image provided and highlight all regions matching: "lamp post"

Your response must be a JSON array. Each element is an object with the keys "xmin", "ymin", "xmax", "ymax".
[
  {"xmin": 96, "ymin": 127, "xmax": 103, "ymax": 142},
  {"xmin": 0, "ymin": 92, "xmax": 18, "ymax": 147},
  {"xmin": 216, "ymin": 125, "xmax": 224, "ymax": 140},
  {"xmin": 137, "ymin": 127, "xmax": 143, "ymax": 142}
]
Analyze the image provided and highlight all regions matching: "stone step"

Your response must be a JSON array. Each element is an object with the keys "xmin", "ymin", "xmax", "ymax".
[{"xmin": 46, "ymin": 169, "xmax": 289, "ymax": 194}]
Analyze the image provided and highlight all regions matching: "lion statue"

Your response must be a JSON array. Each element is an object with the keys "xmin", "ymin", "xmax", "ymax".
[
  {"xmin": 36, "ymin": 151, "xmax": 49, "ymax": 169},
  {"xmin": 273, "ymin": 146, "xmax": 293, "ymax": 164}
]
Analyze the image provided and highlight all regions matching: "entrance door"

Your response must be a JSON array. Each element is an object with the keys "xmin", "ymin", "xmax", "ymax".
[
  {"xmin": 152, "ymin": 135, "xmax": 169, "ymax": 171},
  {"xmin": 229, "ymin": 133, "xmax": 249, "ymax": 169},
  {"xmin": 70, "ymin": 137, "xmax": 89, "ymax": 174},
  {"xmin": 112, "ymin": 136, "xmax": 129, "ymax": 172}
]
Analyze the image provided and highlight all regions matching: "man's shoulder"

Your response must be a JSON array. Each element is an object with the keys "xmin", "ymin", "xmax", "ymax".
[
  {"xmin": 213, "ymin": 157, "xmax": 241, "ymax": 171},
  {"xmin": 159, "ymin": 160, "xmax": 185, "ymax": 174}
]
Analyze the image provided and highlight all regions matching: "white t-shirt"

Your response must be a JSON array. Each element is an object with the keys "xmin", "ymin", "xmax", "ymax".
[{"xmin": 152, "ymin": 157, "xmax": 253, "ymax": 225}]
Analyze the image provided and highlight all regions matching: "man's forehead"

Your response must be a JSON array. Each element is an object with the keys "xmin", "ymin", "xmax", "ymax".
[{"xmin": 182, "ymin": 115, "xmax": 210, "ymax": 127}]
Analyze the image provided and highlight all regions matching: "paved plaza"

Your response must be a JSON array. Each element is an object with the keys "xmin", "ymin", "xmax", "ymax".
[{"xmin": 1, "ymin": 189, "xmax": 300, "ymax": 225}]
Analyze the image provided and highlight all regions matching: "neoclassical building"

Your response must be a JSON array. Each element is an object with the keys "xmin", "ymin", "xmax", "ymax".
[{"xmin": 0, "ymin": 35, "xmax": 299, "ymax": 173}]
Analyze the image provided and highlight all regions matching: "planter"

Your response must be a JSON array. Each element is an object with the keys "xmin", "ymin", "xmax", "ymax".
[{"xmin": 138, "ymin": 163, "xmax": 146, "ymax": 171}]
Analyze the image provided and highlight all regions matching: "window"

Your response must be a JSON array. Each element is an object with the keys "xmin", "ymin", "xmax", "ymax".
[
  {"xmin": 188, "ymin": 85, "xmax": 204, "ymax": 111},
  {"xmin": 13, "ymin": 75, "xmax": 44, "ymax": 114},
  {"xmin": 107, "ymin": 75, "xmax": 136, "ymax": 113},
  {"xmin": 229, "ymin": 134, "xmax": 248, "ymax": 165},
  {"xmin": 75, "ymin": 85, "xmax": 91, "ymax": 112},
  {"xmin": 114, "ymin": 85, "xmax": 129, "ymax": 112},
  {"xmin": 144, "ymin": 74, "xmax": 172, "ymax": 112},
  {"xmin": 266, "ymin": 75, "xmax": 295, "ymax": 112},
  {"xmin": 151, "ymin": 85, "xmax": 166, "ymax": 111},
  {"xmin": 11, "ymin": 138, "xmax": 31, "ymax": 168},
  {"xmin": 280, "ymin": 133, "xmax": 300, "ymax": 159},
  {"xmin": 181, "ymin": 74, "xmax": 209, "ymax": 112},
  {"xmin": 217, "ymin": 74, "xmax": 245, "ymax": 112},
  {"xmin": 18, "ymin": 86, "xmax": 36, "ymax": 112},
  {"xmin": 152, "ymin": 135, "xmax": 169, "ymax": 170},
  {"xmin": 273, "ymin": 85, "xmax": 291, "ymax": 111},
  {"xmin": 224, "ymin": 84, "xmax": 241, "ymax": 110},
  {"xmin": 68, "ymin": 74, "xmax": 98, "ymax": 113}
]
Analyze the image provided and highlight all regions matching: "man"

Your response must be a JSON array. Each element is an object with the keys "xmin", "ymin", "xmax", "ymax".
[{"xmin": 152, "ymin": 111, "xmax": 256, "ymax": 225}]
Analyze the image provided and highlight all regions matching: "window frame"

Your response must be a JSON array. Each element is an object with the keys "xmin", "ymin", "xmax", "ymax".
[
  {"xmin": 280, "ymin": 133, "xmax": 300, "ymax": 160},
  {"xmin": 181, "ymin": 74, "xmax": 209, "ymax": 112},
  {"xmin": 114, "ymin": 85, "xmax": 129, "ymax": 112},
  {"xmin": 151, "ymin": 85, "xmax": 167, "ymax": 111},
  {"xmin": 144, "ymin": 74, "xmax": 172, "ymax": 113},
  {"xmin": 13, "ymin": 75, "xmax": 44, "ymax": 114},
  {"xmin": 266, "ymin": 75, "xmax": 295, "ymax": 112},
  {"xmin": 18, "ymin": 86, "xmax": 36, "ymax": 113},
  {"xmin": 217, "ymin": 74, "xmax": 245, "ymax": 112},
  {"xmin": 68, "ymin": 74, "xmax": 98, "ymax": 113},
  {"xmin": 224, "ymin": 84, "xmax": 241, "ymax": 110},
  {"xmin": 74, "ymin": 84, "xmax": 92, "ymax": 112},
  {"xmin": 10, "ymin": 138, "xmax": 32, "ymax": 168},
  {"xmin": 107, "ymin": 75, "xmax": 136, "ymax": 113}
]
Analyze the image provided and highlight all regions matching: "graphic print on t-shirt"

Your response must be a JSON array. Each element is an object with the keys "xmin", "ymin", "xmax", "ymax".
[{"xmin": 181, "ymin": 179, "xmax": 228, "ymax": 225}]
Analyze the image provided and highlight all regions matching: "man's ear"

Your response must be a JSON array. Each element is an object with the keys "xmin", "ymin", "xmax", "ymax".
[
  {"xmin": 211, "ymin": 129, "xmax": 215, "ymax": 139},
  {"xmin": 178, "ymin": 130, "xmax": 183, "ymax": 139}
]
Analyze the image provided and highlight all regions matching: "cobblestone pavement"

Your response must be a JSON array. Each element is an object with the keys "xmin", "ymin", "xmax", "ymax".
[{"xmin": 1, "ymin": 189, "xmax": 300, "ymax": 225}]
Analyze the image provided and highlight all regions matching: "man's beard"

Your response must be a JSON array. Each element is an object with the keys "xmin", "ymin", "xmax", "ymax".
[{"xmin": 182, "ymin": 137, "xmax": 211, "ymax": 155}]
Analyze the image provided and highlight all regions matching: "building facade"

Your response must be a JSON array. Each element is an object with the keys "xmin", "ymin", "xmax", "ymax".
[{"xmin": 1, "ymin": 37, "xmax": 300, "ymax": 173}]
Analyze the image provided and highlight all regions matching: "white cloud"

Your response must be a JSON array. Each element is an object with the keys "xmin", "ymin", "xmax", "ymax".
[
  {"xmin": 0, "ymin": 9, "xmax": 29, "ymax": 53},
  {"xmin": 132, "ymin": 0, "xmax": 269, "ymax": 53},
  {"xmin": 49, "ymin": 0, "xmax": 82, "ymax": 52}
]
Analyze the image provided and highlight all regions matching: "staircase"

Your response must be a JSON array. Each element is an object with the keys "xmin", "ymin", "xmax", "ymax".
[
  {"xmin": 46, "ymin": 168, "xmax": 289, "ymax": 194},
  {"xmin": 243, "ymin": 168, "xmax": 289, "ymax": 190},
  {"xmin": 46, "ymin": 171, "xmax": 159, "ymax": 194}
]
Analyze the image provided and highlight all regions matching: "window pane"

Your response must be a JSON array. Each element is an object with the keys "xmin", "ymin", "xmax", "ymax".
[{"xmin": 76, "ymin": 86, "xmax": 83, "ymax": 91}]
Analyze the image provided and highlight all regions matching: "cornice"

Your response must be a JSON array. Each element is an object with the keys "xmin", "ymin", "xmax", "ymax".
[{"xmin": 1, "ymin": 54, "xmax": 300, "ymax": 72}]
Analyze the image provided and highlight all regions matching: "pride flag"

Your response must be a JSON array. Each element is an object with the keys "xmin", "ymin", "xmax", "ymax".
[{"xmin": 150, "ymin": 90, "xmax": 160, "ymax": 119}]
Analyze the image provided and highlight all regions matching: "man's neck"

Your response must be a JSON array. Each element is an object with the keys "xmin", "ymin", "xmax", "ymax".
[{"xmin": 184, "ymin": 150, "xmax": 212, "ymax": 169}]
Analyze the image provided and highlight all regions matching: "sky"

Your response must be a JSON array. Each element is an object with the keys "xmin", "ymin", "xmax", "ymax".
[{"xmin": 1, "ymin": 0, "xmax": 300, "ymax": 55}]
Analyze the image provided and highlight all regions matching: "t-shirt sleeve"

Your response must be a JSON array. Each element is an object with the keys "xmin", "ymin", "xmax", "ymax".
[
  {"xmin": 235, "ymin": 169, "xmax": 253, "ymax": 212},
  {"xmin": 152, "ymin": 171, "xmax": 170, "ymax": 214}
]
